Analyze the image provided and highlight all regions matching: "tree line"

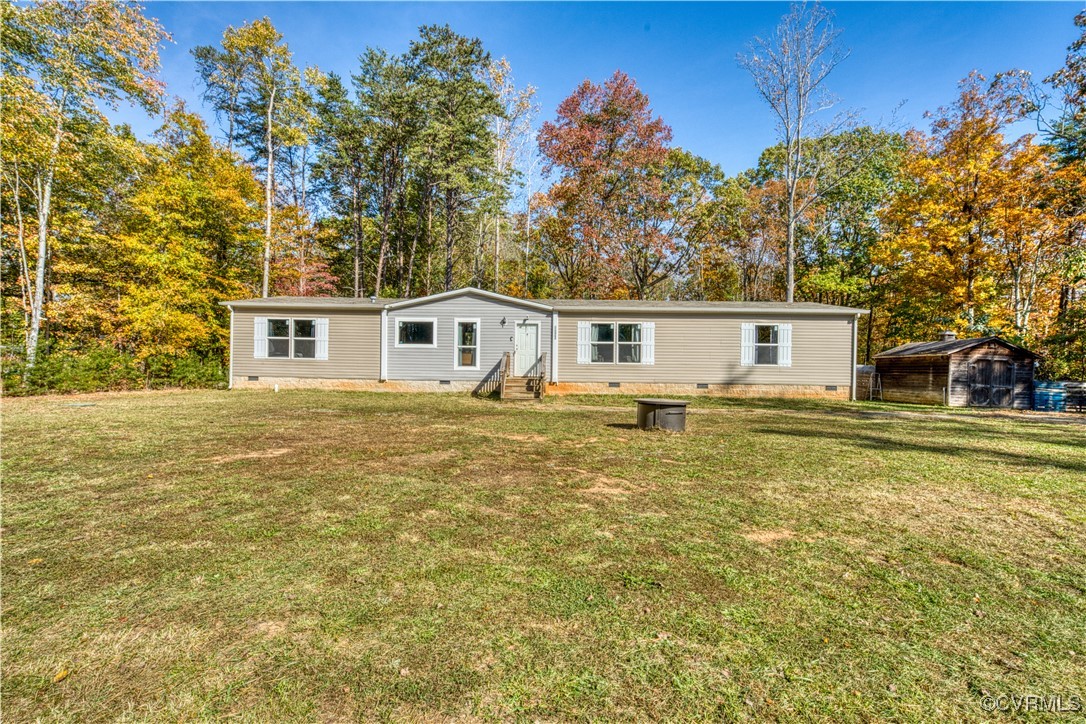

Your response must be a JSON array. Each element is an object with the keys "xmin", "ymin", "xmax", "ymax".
[{"xmin": 2, "ymin": 1, "xmax": 1083, "ymax": 393}]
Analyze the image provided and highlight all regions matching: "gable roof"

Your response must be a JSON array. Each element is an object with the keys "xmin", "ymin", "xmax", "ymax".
[
  {"xmin": 384, "ymin": 287, "xmax": 553, "ymax": 312},
  {"xmin": 875, "ymin": 336, "xmax": 1037, "ymax": 359}
]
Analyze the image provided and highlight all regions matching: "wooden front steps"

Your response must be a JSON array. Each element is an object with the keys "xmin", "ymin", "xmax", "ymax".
[{"xmin": 501, "ymin": 375, "xmax": 543, "ymax": 401}]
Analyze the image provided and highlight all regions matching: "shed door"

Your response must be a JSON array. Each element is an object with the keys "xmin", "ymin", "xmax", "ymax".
[{"xmin": 968, "ymin": 359, "xmax": 1014, "ymax": 408}]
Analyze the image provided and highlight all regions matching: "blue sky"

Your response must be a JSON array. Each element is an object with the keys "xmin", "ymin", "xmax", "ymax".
[{"xmin": 120, "ymin": 1, "xmax": 1079, "ymax": 175}]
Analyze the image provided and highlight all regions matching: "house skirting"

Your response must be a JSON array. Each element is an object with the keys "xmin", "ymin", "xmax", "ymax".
[
  {"xmin": 233, "ymin": 376, "xmax": 850, "ymax": 399},
  {"xmin": 548, "ymin": 382, "xmax": 851, "ymax": 399},
  {"xmin": 231, "ymin": 377, "xmax": 479, "ymax": 393}
]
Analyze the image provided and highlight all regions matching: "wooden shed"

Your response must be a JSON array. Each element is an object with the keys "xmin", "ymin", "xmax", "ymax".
[{"xmin": 873, "ymin": 332, "xmax": 1036, "ymax": 408}]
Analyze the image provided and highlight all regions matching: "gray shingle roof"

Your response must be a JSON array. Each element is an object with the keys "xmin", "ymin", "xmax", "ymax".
[
  {"xmin": 221, "ymin": 296, "xmax": 398, "ymax": 310},
  {"xmin": 221, "ymin": 288, "xmax": 866, "ymax": 316},
  {"xmin": 875, "ymin": 336, "xmax": 1037, "ymax": 358},
  {"xmin": 544, "ymin": 299, "xmax": 866, "ymax": 314}
]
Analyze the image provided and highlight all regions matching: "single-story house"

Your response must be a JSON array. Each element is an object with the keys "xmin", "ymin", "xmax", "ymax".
[
  {"xmin": 873, "ymin": 331, "xmax": 1037, "ymax": 408},
  {"xmin": 222, "ymin": 287, "xmax": 867, "ymax": 399}
]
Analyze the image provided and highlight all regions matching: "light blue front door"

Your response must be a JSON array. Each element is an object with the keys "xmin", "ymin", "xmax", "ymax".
[{"xmin": 514, "ymin": 322, "xmax": 539, "ymax": 376}]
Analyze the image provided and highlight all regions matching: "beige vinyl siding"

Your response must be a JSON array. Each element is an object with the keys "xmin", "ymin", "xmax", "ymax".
[
  {"xmin": 232, "ymin": 308, "xmax": 380, "ymax": 379},
  {"xmin": 558, "ymin": 312, "xmax": 854, "ymax": 386}
]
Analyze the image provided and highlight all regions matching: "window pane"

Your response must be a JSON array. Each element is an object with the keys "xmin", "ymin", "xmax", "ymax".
[
  {"xmin": 268, "ymin": 338, "xmax": 290, "ymax": 358},
  {"xmin": 591, "ymin": 323, "xmax": 614, "ymax": 343},
  {"xmin": 756, "ymin": 345, "xmax": 779, "ymax": 365},
  {"xmin": 618, "ymin": 343, "xmax": 641, "ymax": 363},
  {"xmin": 459, "ymin": 348, "xmax": 476, "ymax": 367},
  {"xmin": 294, "ymin": 319, "xmax": 315, "ymax": 338},
  {"xmin": 268, "ymin": 319, "xmax": 289, "ymax": 338},
  {"xmin": 293, "ymin": 339, "xmax": 316, "ymax": 358},
  {"xmin": 399, "ymin": 321, "xmax": 434, "ymax": 345},
  {"xmin": 591, "ymin": 343, "xmax": 614, "ymax": 363},
  {"xmin": 458, "ymin": 321, "xmax": 476, "ymax": 346},
  {"xmin": 756, "ymin": 325, "xmax": 778, "ymax": 344},
  {"xmin": 618, "ymin": 324, "xmax": 641, "ymax": 343}
]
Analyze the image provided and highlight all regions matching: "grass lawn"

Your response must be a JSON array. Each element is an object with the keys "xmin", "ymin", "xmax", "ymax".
[{"xmin": 3, "ymin": 390, "xmax": 1085, "ymax": 721}]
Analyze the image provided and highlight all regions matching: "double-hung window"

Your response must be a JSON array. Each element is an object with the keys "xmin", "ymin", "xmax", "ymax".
[
  {"xmin": 590, "ymin": 323, "xmax": 616, "ymax": 363},
  {"xmin": 267, "ymin": 318, "xmax": 317, "ymax": 359},
  {"xmin": 584, "ymin": 322, "xmax": 652, "ymax": 364},
  {"xmin": 755, "ymin": 324, "xmax": 779, "ymax": 365},
  {"xmin": 617, "ymin": 323, "xmax": 642, "ymax": 363},
  {"xmin": 740, "ymin": 322, "xmax": 791, "ymax": 367},
  {"xmin": 455, "ymin": 320, "xmax": 479, "ymax": 369}
]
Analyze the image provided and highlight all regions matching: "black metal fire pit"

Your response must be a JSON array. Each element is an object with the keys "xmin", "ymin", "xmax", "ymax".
[{"xmin": 635, "ymin": 398, "xmax": 689, "ymax": 432}]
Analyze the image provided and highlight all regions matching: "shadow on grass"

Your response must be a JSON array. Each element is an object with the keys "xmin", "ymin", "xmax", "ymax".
[
  {"xmin": 753, "ymin": 426, "xmax": 1086, "ymax": 474},
  {"xmin": 605, "ymin": 423, "xmax": 639, "ymax": 430}
]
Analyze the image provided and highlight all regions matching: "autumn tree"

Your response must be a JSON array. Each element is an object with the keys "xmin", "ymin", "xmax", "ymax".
[
  {"xmin": 1, "ymin": 0, "xmax": 167, "ymax": 367},
  {"xmin": 876, "ymin": 72, "xmax": 1076, "ymax": 349},
  {"xmin": 698, "ymin": 175, "xmax": 788, "ymax": 302},
  {"xmin": 536, "ymin": 71, "xmax": 673, "ymax": 297},
  {"xmin": 114, "ymin": 107, "xmax": 262, "ymax": 358}
]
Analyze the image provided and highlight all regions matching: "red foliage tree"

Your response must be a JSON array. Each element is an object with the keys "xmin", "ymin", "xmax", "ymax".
[{"xmin": 536, "ymin": 71, "xmax": 674, "ymax": 298}]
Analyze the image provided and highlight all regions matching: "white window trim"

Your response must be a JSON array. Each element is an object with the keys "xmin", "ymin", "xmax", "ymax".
[
  {"xmin": 453, "ymin": 317, "xmax": 481, "ymax": 371},
  {"xmin": 753, "ymin": 323, "xmax": 780, "ymax": 366},
  {"xmin": 587, "ymin": 321, "xmax": 647, "ymax": 365},
  {"xmin": 395, "ymin": 317, "xmax": 438, "ymax": 348},
  {"xmin": 266, "ymin": 316, "xmax": 321, "ymax": 361}
]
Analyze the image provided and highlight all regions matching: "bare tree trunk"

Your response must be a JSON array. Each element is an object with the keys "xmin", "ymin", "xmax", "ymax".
[
  {"xmin": 405, "ymin": 209, "xmax": 422, "ymax": 297},
  {"xmin": 493, "ymin": 214, "xmax": 500, "ymax": 291},
  {"xmin": 524, "ymin": 192, "xmax": 531, "ymax": 290},
  {"xmin": 6, "ymin": 168, "xmax": 33, "ymax": 347},
  {"xmin": 26, "ymin": 94, "xmax": 67, "ymax": 369},
  {"xmin": 374, "ymin": 164, "xmax": 391, "ymax": 297},
  {"xmin": 352, "ymin": 184, "xmax": 362, "ymax": 297},
  {"xmin": 425, "ymin": 193, "xmax": 434, "ymax": 296},
  {"xmin": 785, "ymin": 196, "xmax": 797, "ymax": 303},
  {"xmin": 444, "ymin": 189, "xmax": 456, "ymax": 292},
  {"xmin": 262, "ymin": 86, "xmax": 277, "ymax": 298}
]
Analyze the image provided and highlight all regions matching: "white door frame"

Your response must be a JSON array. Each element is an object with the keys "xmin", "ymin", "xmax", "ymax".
[{"xmin": 514, "ymin": 320, "xmax": 541, "ymax": 376}]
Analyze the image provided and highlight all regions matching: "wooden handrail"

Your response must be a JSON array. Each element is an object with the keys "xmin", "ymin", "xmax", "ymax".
[
  {"xmin": 537, "ymin": 352, "xmax": 548, "ymax": 397},
  {"xmin": 498, "ymin": 351, "xmax": 511, "ymax": 399}
]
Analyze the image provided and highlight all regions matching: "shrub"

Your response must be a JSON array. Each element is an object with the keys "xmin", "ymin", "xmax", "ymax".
[{"xmin": 2, "ymin": 346, "xmax": 227, "ymax": 396}]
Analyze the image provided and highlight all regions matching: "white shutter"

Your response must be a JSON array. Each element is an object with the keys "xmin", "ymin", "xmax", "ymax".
[
  {"xmin": 253, "ymin": 317, "xmax": 267, "ymax": 359},
  {"xmin": 315, "ymin": 318, "xmax": 329, "ymax": 360},
  {"xmin": 577, "ymin": 321, "xmax": 591, "ymax": 364},
  {"xmin": 740, "ymin": 323, "xmax": 755, "ymax": 366},
  {"xmin": 778, "ymin": 323, "xmax": 792, "ymax": 367},
  {"xmin": 642, "ymin": 322, "xmax": 655, "ymax": 365}
]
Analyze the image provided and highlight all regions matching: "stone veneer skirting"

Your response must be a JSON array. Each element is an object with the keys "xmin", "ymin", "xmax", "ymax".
[{"xmin": 233, "ymin": 377, "xmax": 851, "ymax": 399}]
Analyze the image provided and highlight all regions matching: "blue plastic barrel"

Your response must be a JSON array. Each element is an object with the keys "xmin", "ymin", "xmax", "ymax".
[{"xmin": 1033, "ymin": 380, "xmax": 1067, "ymax": 412}]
